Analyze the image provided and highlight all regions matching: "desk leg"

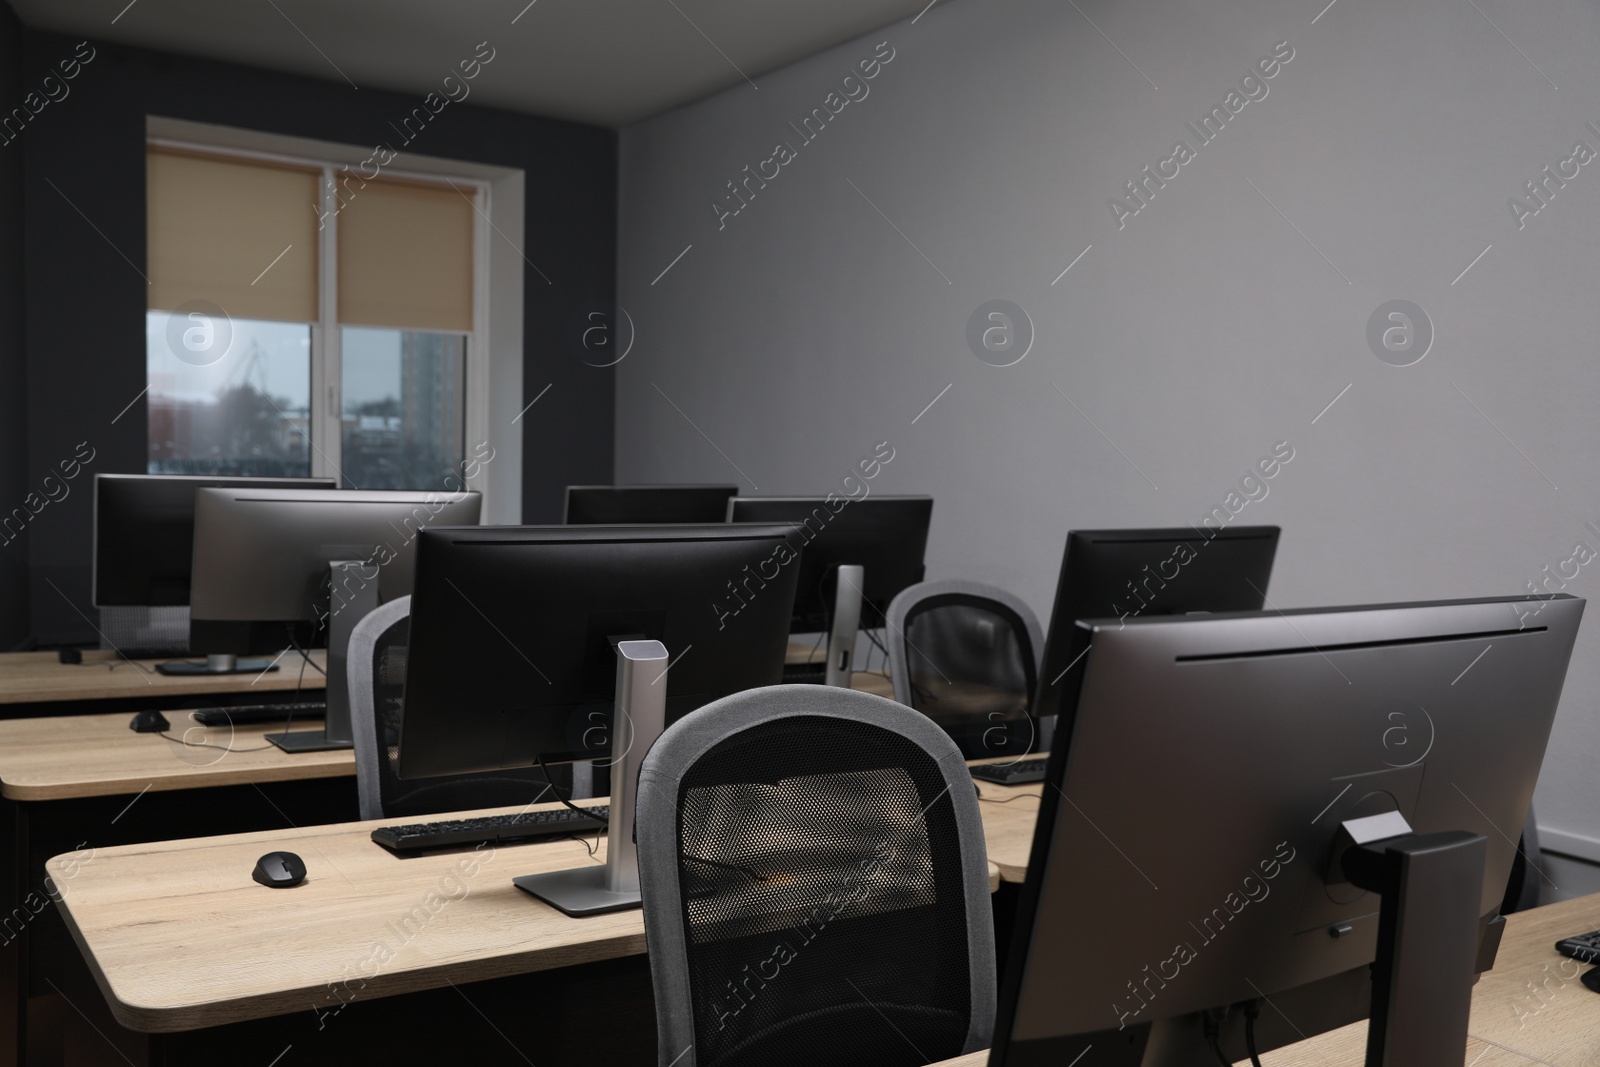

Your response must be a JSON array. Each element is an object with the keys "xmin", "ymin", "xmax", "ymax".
[{"xmin": 0, "ymin": 800, "xmax": 26, "ymax": 1067}]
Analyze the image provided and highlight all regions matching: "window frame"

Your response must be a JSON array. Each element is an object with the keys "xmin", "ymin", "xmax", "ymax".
[{"xmin": 146, "ymin": 135, "xmax": 493, "ymax": 500}]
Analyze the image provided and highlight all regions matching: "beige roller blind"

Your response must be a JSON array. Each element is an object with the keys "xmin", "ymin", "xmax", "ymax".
[
  {"xmin": 147, "ymin": 148, "xmax": 319, "ymax": 322},
  {"xmin": 338, "ymin": 178, "xmax": 474, "ymax": 332}
]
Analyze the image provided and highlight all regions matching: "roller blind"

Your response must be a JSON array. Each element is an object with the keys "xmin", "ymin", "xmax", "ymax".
[
  {"xmin": 147, "ymin": 148, "xmax": 319, "ymax": 323},
  {"xmin": 338, "ymin": 178, "xmax": 474, "ymax": 332}
]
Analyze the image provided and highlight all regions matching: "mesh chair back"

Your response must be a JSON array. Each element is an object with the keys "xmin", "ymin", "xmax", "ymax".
[
  {"xmin": 884, "ymin": 580, "xmax": 1044, "ymax": 760},
  {"xmin": 348, "ymin": 596, "xmax": 552, "ymax": 820},
  {"xmin": 637, "ymin": 684, "xmax": 995, "ymax": 1067}
]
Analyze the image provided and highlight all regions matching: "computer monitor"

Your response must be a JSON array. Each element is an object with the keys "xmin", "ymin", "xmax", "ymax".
[
  {"xmin": 93, "ymin": 474, "xmax": 338, "ymax": 608},
  {"xmin": 563, "ymin": 484, "xmax": 738, "ymax": 524},
  {"xmin": 186, "ymin": 487, "xmax": 481, "ymax": 749},
  {"xmin": 991, "ymin": 594, "xmax": 1584, "ymax": 1067},
  {"xmin": 396, "ymin": 523, "xmax": 801, "ymax": 915},
  {"xmin": 1034, "ymin": 526, "xmax": 1280, "ymax": 731},
  {"xmin": 728, "ymin": 495, "xmax": 932, "ymax": 687},
  {"xmin": 728, "ymin": 492, "xmax": 929, "ymax": 638}
]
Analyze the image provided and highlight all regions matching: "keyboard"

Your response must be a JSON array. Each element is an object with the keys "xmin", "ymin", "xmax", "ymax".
[
  {"xmin": 371, "ymin": 806, "xmax": 611, "ymax": 854},
  {"xmin": 970, "ymin": 757, "xmax": 1049, "ymax": 786},
  {"xmin": 782, "ymin": 661, "xmax": 828, "ymax": 685},
  {"xmin": 189, "ymin": 702, "xmax": 326, "ymax": 726}
]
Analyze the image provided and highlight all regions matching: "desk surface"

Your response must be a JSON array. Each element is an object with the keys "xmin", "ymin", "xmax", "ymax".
[
  {"xmin": 0, "ymin": 651, "xmax": 891, "ymax": 802},
  {"xmin": 0, "ymin": 709, "xmax": 356, "ymax": 801},
  {"xmin": 972, "ymin": 768, "xmax": 1041, "ymax": 884},
  {"xmin": 0, "ymin": 648, "xmax": 328, "ymax": 705},
  {"xmin": 50, "ymin": 798, "xmax": 1012, "ymax": 1032},
  {"xmin": 928, "ymin": 892, "xmax": 1600, "ymax": 1067}
]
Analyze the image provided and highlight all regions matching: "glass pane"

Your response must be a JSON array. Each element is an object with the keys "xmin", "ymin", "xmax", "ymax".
[
  {"xmin": 340, "ymin": 327, "xmax": 466, "ymax": 491},
  {"xmin": 146, "ymin": 312, "xmax": 312, "ymax": 476}
]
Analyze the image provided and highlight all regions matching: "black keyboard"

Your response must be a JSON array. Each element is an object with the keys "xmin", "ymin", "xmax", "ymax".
[
  {"xmin": 188, "ymin": 702, "xmax": 327, "ymax": 726},
  {"xmin": 782, "ymin": 661, "xmax": 828, "ymax": 685},
  {"xmin": 1556, "ymin": 928, "xmax": 1600, "ymax": 964},
  {"xmin": 372, "ymin": 806, "xmax": 611, "ymax": 854},
  {"xmin": 971, "ymin": 757, "xmax": 1049, "ymax": 786}
]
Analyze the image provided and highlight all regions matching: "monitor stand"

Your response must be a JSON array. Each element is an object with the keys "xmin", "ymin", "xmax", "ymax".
[
  {"xmin": 1335, "ymin": 811, "xmax": 1489, "ymax": 1067},
  {"xmin": 156, "ymin": 654, "xmax": 277, "ymax": 676},
  {"xmin": 513, "ymin": 639, "xmax": 668, "ymax": 917},
  {"xmin": 266, "ymin": 560, "xmax": 377, "ymax": 753},
  {"xmin": 824, "ymin": 563, "xmax": 864, "ymax": 687}
]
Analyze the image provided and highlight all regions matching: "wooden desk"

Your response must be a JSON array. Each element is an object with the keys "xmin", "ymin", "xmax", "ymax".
[
  {"xmin": 0, "ymin": 710, "xmax": 355, "ymax": 802},
  {"xmin": 49, "ymin": 793, "xmax": 1016, "ymax": 1035},
  {"xmin": 973, "ymin": 769, "xmax": 1042, "ymax": 885},
  {"xmin": 0, "ymin": 649, "xmax": 327, "ymax": 711},
  {"xmin": 0, "ymin": 704, "xmax": 353, "ymax": 1067},
  {"xmin": 928, "ymin": 892, "xmax": 1600, "ymax": 1067}
]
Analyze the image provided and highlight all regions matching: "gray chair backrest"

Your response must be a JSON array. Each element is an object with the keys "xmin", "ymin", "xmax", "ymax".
[
  {"xmin": 347, "ymin": 595, "xmax": 552, "ymax": 821},
  {"xmin": 884, "ymin": 579, "xmax": 1046, "ymax": 760},
  {"xmin": 636, "ymin": 683, "xmax": 996, "ymax": 1067}
]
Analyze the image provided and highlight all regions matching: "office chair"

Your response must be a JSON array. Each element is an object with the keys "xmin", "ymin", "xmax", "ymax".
[
  {"xmin": 346, "ymin": 596, "xmax": 554, "ymax": 820},
  {"xmin": 636, "ymin": 684, "xmax": 996, "ymax": 1067},
  {"xmin": 884, "ymin": 579, "xmax": 1047, "ymax": 760}
]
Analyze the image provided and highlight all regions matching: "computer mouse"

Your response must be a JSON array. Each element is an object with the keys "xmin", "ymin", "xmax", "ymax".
[
  {"xmin": 129, "ymin": 709, "xmax": 170, "ymax": 733},
  {"xmin": 1582, "ymin": 965, "xmax": 1600, "ymax": 995},
  {"xmin": 252, "ymin": 851, "xmax": 307, "ymax": 888}
]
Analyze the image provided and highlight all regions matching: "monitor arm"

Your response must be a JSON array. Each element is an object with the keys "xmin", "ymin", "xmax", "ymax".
[
  {"xmin": 264, "ymin": 559, "xmax": 375, "ymax": 753},
  {"xmin": 825, "ymin": 564, "xmax": 864, "ymax": 687},
  {"xmin": 1334, "ymin": 812, "xmax": 1488, "ymax": 1067},
  {"xmin": 514, "ymin": 639, "xmax": 668, "ymax": 916}
]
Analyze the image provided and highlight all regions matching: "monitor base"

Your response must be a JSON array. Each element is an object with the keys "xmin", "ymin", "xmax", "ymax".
[
  {"xmin": 156, "ymin": 656, "xmax": 276, "ymax": 676},
  {"xmin": 512, "ymin": 867, "xmax": 641, "ymax": 917},
  {"xmin": 264, "ymin": 730, "xmax": 353, "ymax": 753}
]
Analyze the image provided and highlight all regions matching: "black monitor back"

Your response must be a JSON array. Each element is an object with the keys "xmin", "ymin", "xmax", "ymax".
[
  {"xmin": 188, "ymin": 487, "xmax": 480, "ymax": 656},
  {"xmin": 727, "ymin": 496, "xmax": 932, "ymax": 631},
  {"xmin": 93, "ymin": 474, "xmax": 336, "ymax": 607},
  {"xmin": 397, "ymin": 524, "xmax": 801, "ymax": 779},
  {"xmin": 993, "ymin": 595, "xmax": 1584, "ymax": 1066},
  {"xmin": 563, "ymin": 484, "xmax": 737, "ymax": 525},
  {"xmin": 1034, "ymin": 526, "xmax": 1280, "ymax": 726}
]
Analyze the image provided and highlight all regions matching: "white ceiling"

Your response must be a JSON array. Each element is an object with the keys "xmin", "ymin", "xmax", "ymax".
[{"xmin": 7, "ymin": 0, "xmax": 932, "ymax": 127}]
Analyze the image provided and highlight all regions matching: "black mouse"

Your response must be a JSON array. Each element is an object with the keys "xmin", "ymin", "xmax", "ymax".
[
  {"xmin": 253, "ymin": 851, "xmax": 307, "ymax": 888},
  {"xmin": 1583, "ymin": 966, "xmax": 1600, "ymax": 995},
  {"xmin": 130, "ymin": 709, "xmax": 170, "ymax": 733}
]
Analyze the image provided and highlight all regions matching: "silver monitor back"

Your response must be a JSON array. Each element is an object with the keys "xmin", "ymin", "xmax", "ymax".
[
  {"xmin": 993, "ymin": 594, "xmax": 1583, "ymax": 1065},
  {"xmin": 189, "ymin": 488, "xmax": 482, "ymax": 623}
]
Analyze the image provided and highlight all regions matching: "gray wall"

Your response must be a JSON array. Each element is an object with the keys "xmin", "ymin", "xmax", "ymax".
[{"xmin": 616, "ymin": 0, "xmax": 1600, "ymax": 856}]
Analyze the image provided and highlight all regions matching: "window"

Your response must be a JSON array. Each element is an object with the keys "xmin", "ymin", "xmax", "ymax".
[
  {"xmin": 145, "ymin": 142, "xmax": 483, "ymax": 494},
  {"xmin": 340, "ymin": 327, "xmax": 464, "ymax": 489},
  {"xmin": 146, "ymin": 315, "xmax": 312, "ymax": 476}
]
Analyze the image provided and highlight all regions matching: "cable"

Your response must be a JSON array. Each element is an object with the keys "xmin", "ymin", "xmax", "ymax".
[
  {"xmin": 1244, "ymin": 999, "xmax": 1264, "ymax": 1067},
  {"xmin": 534, "ymin": 752, "xmax": 609, "ymax": 827},
  {"xmin": 978, "ymin": 792, "xmax": 1042, "ymax": 805},
  {"xmin": 159, "ymin": 732, "xmax": 274, "ymax": 754},
  {"xmin": 284, "ymin": 623, "xmax": 326, "ymax": 676},
  {"xmin": 1201, "ymin": 1009, "xmax": 1232, "ymax": 1067}
]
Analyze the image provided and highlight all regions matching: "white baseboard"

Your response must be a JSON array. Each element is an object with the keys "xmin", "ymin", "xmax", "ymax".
[{"xmin": 1538, "ymin": 825, "xmax": 1600, "ymax": 866}]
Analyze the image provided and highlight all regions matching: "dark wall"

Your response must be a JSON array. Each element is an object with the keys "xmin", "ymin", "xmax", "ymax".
[
  {"xmin": 0, "ymin": 5, "xmax": 26, "ymax": 650},
  {"xmin": 18, "ymin": 30, "xmax": 617, "ymax": 644}
]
